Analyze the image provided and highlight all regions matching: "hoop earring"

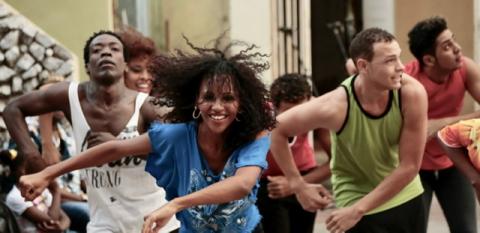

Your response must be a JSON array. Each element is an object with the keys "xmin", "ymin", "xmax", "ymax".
[
  {"xmin": 235, "ymin": 115, "xmax": 241, "ymax": 122},
  {"xmin": 192, "ymin": 106, "xmax": 201, "ymax": 119}
]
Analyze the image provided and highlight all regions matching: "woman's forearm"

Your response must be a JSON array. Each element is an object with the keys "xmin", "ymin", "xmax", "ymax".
[{"xmin": 172, "ymin": 167, "xmax": 261, "ymax": 212}]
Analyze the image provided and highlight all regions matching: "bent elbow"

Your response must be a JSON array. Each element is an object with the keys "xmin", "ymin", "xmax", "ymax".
[
  {"xmin": 402, "ymin": 164, "xmax": 420, "ymax": 181},
  {"xmin": 236, "ymin": 180, "xmax": 255, "ymax": 198},
  {"xmin": 3, "ymin": 102, "xmax": 20, "ymax": 120}
]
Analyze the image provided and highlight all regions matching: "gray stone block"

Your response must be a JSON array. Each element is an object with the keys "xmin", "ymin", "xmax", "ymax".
[
  {"xmin": 45, "ymin": 48, "xmax": 53, "ymax": 57},
  {"xmin": 29, "ymin": 42, "xmax": 45, "ymax": 61},
  {"xmin": 23, "ymin": 77, "xmax": 38, "ymax": 92},
  {"xmin": 11, "ymin": 76, "xmax": 22, "ymax": 93},
  {"xmin": 0, "ymin": 65, "xmax": 15, "ymax": 82},
  {"xmin": 0, "ymin": 15, "xmax": 24, "ymax": 30},
  {"xmin": 0, "ymin": 84, "xmax": 11, "ymax": 96},
  {"xmin": 0, "ymin": 30, "xmax": 18, "ymax": 50},
  {"xmin": 16, "ymin": 53, "xmax": 35, "ymax": 70},
  {"xmin": 4, "ymin": 46, "xmax": 19, "ymax": 66},
  {"xmin": 35, "ymin": 33, "xmax": 54, "ymax": 48},
  {"xmin": 55, "ymin": 62, "xmax": 72, "ymax": 76},
  {"xmin": 39, "ymin": 70, "xmax": 49, "ymax": 80},
  {"xmin": 53, "ymin": 45, "xmax": 71, "ymax": 60},
  {"xmin": 42, "ymin": 56, "xmax": 63, "ymax": 71},
  {"xmin": 21, "ymin": 64, "xmax": 40, "ymax": 79},
  {"xmin": 0, "ymin": 4, "xmax": 11, "ymax": 18}
]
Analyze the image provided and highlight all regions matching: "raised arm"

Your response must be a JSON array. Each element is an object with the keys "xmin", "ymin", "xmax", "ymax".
[
  {"xmin": 270, "ymin": 87, "xmax": 346, "ymax": 211},
  {"xmin": 19, "ymin": 133, "xmax": 152, "ymax": 200},
  {"xmin": 326, "ymin": 75, "xmax": 428, "ymax": 232},
  {"xmin": 4, "ymin": 82, "xmax": 70, "ymax": 158}
]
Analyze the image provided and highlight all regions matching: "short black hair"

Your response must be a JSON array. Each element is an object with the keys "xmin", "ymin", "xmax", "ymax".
[
  {"xmin": 349, "ymin": 28, "xmax": 396, "ymax": 64},
  {"xmin": 270, "ymin": 73, "xmax": 311, "ymax": 108},
  {"xmin": 408, "ymin": 16, "xmax": 447, "ymax": 67},
  {"xmin": 83, "ymin": 30, "xmax": 129, "ymax": 67}
]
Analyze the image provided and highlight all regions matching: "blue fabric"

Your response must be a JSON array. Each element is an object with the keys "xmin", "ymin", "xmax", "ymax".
[{"xmin": 146, "ymin": 121, "xmax": 270, "ymax": 233}]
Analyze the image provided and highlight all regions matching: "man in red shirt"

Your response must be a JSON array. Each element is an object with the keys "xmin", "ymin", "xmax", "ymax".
[{"xmin": 405, "ymin": 16, "xmax": 480, "ymax": 233}]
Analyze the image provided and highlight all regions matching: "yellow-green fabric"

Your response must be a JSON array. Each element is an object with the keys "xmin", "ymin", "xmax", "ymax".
[{"xmin": 330, "ymin": 75, "xmax": 423, "ymax": 215}]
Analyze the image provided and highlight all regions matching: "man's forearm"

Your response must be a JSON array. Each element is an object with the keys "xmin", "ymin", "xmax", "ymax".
[
  {"xmin": 303, "ymin": 164, "xmax": 331, "ymax": 184},
  {"xmin": 352, "ymin": 165, "xmax": 418, "ymax": 214},
  {"xmin": 270, "ymin": 132, "xmax": 303, "ymax": 181},
  {"xmin": 3, "ymin": 104, "xmax": 40, "ymax": 157}
]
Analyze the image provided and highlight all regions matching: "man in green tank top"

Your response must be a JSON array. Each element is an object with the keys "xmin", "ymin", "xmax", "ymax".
[{"xmin": 271, "ymin": 28, "xmax": 428, "ymax": 233}]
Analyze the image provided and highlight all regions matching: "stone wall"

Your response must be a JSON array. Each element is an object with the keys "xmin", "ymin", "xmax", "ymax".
[
  {"xmin": 0, "ymin": 3, "xmax": 75, "ymax": 107},
  {"xmin": 0, "ymin": 2, "xmax": 77, "ymax": 148}
]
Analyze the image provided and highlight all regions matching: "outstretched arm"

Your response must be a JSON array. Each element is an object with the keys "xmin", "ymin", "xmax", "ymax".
[
  {"xmin": 326, "ymin": 75, "xmax": 428, "ymax": 232},
  {"xmin": 19, "ymin": 134, "xmax": 152, "ymax": 200},
  {"xmin": 142, "ymin": 166, "xmax": 261, "ymax": 233}
]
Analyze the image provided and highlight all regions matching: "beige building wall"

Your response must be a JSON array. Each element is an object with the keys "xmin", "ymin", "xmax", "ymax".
[
  {"xmin": 395, "ymin": 0, "xmax": 474, "ymax": 61},
  {"xmin": 230, "ymin": 0, "xmax": 273, "ymax": 84},
  {"xmin": 160, "ymin": 0, "xmax": 229, "ymax": 52},
  {"xmin": 5, "ymin": 0, "xmax": 114, "ymax": 81},
  {"xmin": 395, "ymin": 0, "xmax": 476, "ymax": 113}
]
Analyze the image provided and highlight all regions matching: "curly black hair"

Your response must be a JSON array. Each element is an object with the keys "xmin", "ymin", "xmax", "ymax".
[
  {"xmin": 83, "ymin": 30, "xmax": 129, "ymax": 67},
  {"xmin": 270, "ymin": 73, "xmax": 311, "ymax": 109},
  {"xmin": 408, "ymin": 16, "xmax": 448, "ymax": 67},
  {"xmin": 149, "ymin": 36, "xmax": 276, "ymax": 149},
  {"xmin": 349, "ymin": 28, "xmax": 395, "ymax": 64}
]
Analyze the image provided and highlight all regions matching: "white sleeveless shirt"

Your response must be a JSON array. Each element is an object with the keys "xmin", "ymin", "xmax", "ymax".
[{"xmin": 68, "ymin": 82, "xmax": 180, "ymax": 233}]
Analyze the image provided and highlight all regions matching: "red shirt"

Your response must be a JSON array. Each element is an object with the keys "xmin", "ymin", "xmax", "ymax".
[
  {"xmin": 263, "ymin": 133, "xmax": 317, "ymax": 177},
  {"xmin": 405, "ymin": 58, "xmax": 467, "ymax": 170}
]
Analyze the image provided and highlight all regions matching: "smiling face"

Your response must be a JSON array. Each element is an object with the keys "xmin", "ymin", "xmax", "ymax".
[
  {"xmin": 86, "ymin": 34, "xmax": 127, "ymax": 85},
  {"xmin": 196, "ymin": 75, "xmax": 240, "ymax": 135},
  {"xmin": 125, "ymin": 55, "xmax": 153, "ymax": 93}
]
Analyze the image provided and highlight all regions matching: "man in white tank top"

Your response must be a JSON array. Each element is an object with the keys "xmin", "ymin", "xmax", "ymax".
[{"xmin": 4, "ymin": 31, "xmax": 179, "ymax": 233}]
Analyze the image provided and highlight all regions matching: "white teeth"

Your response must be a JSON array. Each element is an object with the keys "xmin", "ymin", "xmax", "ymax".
[
  {"xmin": 210, "ymin": 115, "xmax": 226, "ymax": 120},
  {"xmin": 137, "ymin": 83, "xmax": 149, "ymax": 88}
]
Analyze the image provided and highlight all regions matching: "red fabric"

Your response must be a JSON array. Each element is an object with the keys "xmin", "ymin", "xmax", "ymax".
[
  {"xmin": 404, "ymin": 58, "xmax": 467, "ymax": 170},
  {"xmin": 263, "ymin": 133, "xmax": 317, "ymax": 177}
]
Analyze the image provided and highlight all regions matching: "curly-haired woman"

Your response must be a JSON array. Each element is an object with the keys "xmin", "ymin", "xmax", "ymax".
[{"xmin": 18, "ymin": 37, "xmax": 276, "ymax": 233}]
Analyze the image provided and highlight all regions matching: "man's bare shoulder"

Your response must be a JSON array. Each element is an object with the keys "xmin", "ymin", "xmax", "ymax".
[
  {"xmin": 400, "ymin": 74, "xmax": 428, "ymax": 110},
  {"xmin": 311, "ymin": 86, "xmax": 348, "ymax": 110}
]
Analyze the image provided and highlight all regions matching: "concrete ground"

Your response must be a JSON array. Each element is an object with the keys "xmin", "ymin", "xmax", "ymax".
[{"xmin": 313, "ymin": 195, "xmax": 480, "ymax": 233}]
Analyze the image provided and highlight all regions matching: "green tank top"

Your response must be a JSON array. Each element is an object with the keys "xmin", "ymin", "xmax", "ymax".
[{"xmin": 330, "ymin": 75, "xmax": 423, "ymax": 215}]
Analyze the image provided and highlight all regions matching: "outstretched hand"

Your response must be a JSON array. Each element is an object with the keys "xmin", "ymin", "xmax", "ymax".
[
  {"xmin": 18, "ymin": 171, "xmax": 50, "ymax": 201},
  {"xmin": 142, "ymin": 202, "xmax": 180, "ymax": 233}
]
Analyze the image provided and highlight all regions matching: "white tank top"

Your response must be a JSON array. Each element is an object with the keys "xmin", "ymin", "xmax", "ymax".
[{"xmin": 68, "ymin": 82, "xmax": 180, "ymax": 233}]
